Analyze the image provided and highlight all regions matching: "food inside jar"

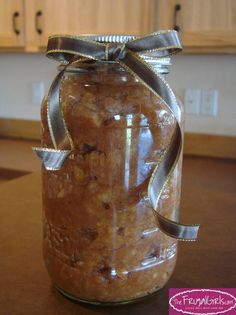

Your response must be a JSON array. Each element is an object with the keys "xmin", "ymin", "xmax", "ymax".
[{"xmin": 42, "ymin": 63, "xmax": 181, "ymax": 303}]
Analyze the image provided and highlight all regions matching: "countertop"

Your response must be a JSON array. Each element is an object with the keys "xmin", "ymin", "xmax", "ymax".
[
  {"xmin": 0, "ymin": 138, "xmax": 40, "ymax": 172},
  {"xmin": 0, "ymin": 156, "xmax": 236, "ymax": 315}
]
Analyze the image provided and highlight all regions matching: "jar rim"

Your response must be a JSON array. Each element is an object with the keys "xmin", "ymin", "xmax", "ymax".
[{"xmin": 76, "ymin": 34, "xmax": 137, "ymax": 43}]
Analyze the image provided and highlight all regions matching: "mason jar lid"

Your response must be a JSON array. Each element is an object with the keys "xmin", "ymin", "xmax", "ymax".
[{"xmin": 80, "ymin": 34, "xmax": 136, "ymax": 43}]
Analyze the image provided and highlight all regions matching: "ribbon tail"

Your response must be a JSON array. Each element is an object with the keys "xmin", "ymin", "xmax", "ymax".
[
  {"xmin": 32, "ymin": 147, "xmax": 71, "ymax": 171},
  {"xmin": 119, "ymin": 52, "xmax": 200, "ymax": 241},
  {"xmin": 153, "ymin": 210, "xmax": 200, "ymax": 241},
  {"xmin": 148, "ymin": 121, "xmax": 200, "ymax": 241},
  {"xmin": 47, "ymin": 67, "xmax": 73, "ymax": 151},
  {"xmin": 33, "ymin": 62, "xmax": 75, "ymax": 171}
]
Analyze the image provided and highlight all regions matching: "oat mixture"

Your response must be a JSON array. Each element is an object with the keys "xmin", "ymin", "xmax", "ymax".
[{"xmin": 41, "ymin": 63, "xmax": 181, "ymax": 303}]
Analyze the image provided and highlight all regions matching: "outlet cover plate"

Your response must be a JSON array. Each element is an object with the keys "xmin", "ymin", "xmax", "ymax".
[{"xmin": 200, "ymin": 89, "xmax": 218, "ymax": 116}]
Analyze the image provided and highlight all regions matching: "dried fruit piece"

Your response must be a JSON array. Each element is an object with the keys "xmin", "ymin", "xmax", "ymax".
[{"xmin": 79, "ymin": 227, "xmax": 98, "ymax": 242}]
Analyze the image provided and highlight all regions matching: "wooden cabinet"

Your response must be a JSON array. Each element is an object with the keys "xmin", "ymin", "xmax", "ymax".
[
  {"xmin": 25, "ymin": 0, "xmax": 155, "ymax": 50},
  {"xmin": 0, "ymin": 0, "xmax": 24, "ymax": 48},
  {"xmin": 1, "ymin": 0, "xmax": 236, "ymax": 53},
  {"xmin": 157, "ymin": 0, "xmax": 236, "ymax": 53}
]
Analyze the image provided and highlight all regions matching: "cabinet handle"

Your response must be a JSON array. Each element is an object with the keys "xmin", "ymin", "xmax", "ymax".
[
  {"xmin": 12, "ymin": 11, "xmax": 20, "ymax": 35},
  {"xmin": 173, "ymin": 4, "xmax": 181, "ymax": 32},
  {"xmin": 35, "ymin": 10, "xmax": 43, "ymax": 34}
]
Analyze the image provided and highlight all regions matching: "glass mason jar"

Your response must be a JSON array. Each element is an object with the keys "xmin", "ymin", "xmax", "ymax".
[{"xmin": 41, "ymin": 58, "xmax": 183, "ymax": 305}]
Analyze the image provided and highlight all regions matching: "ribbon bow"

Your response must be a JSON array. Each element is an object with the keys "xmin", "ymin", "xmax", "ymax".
[{"xmin": 33, "ymin": 30, "xmax": 200, "ymax": 241}]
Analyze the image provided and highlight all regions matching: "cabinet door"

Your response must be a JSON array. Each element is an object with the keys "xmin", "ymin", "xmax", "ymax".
[
  {"xmin": 157, "ymin": 0, "xmax": 236, "ymax": 52},
  {"xmin": 25, "ymin": 0, "xmax": 155, "ymax": 50},
  {"xmin": 0, "ymin": 0, "xmax": 24, "ymax": 47}
]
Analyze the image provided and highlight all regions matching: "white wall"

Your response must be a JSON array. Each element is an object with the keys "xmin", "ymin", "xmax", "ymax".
[
  {"xmin": 169, "ymin": 54, "xmax": 236, "ymax": 136},
  {"xmin": 0, "ymin": 54, "xmax": 56, "ymax": 120},
  {"xmin": 0, "ymin": 53, "xmax": 235, "ymax": 136}
]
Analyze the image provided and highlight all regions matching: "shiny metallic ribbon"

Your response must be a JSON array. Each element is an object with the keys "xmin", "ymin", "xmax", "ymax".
[{"xmin": 33, "ymin": 30, "xmax": 200, "ymax": 241}]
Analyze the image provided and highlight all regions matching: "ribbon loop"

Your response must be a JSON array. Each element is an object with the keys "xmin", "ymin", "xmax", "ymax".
[
  {"xmin": 33, "ymin": 30, "xmax": 200, "ymax": 241},
  {"xmin": 46, "ymin": 35, "xmax": 107, "ymax": 62},
  {"xmin": 126, "ymin": 30, "xmax": 182, "ymax": 57}
]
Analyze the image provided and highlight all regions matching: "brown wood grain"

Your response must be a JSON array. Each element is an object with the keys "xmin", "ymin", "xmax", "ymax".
[
  {"xmin": 0, "ymin": 0, "xmax": 25, "ymax": 48},
  {"xmin": 184, "ymin": 133, "xmax": 236, "ymax": 159},
  {"xmin": 1, "ymin": 0, "xmax": 236, "ymax": 53},
  {"xmin": 25, "ymin": 0, "xmax": 156, "ymax": 50},
  {"xmin": 0, "ymin": 138, "xmax": 41, "ymax": 172},
  {"xmin": 0, "ymin": 118, "xmax": 41, "ymax": 140},
  {"xmin": 156, "ymin": 0, "xmax": 236, "ymax": 52}
]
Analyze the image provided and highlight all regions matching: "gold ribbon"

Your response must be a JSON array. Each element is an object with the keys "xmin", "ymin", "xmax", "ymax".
[{"xmin": 33, "ymin": 30, "xmax": 200, "ymax": 241}]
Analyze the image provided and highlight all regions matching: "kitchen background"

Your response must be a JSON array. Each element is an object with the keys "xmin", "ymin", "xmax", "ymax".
[
  {"xmin": 0, "ymin": 0, "xmax": 236, "ymax": 180},
  {"xmin": 1, "ymin": 53, "xmax": 235, "ymax": 135}
]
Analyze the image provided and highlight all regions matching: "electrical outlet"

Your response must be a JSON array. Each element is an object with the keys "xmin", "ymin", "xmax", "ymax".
[
  {"xmin": 31, "ymin": 81, "xmax": 45, "ymax": 106},
  {"xmin": 184, "ymin": 89, "xmax": 201, "ymax": 115},
  {"xmin": 200, "ymin": 89, "xmax": 218, "ymax": 116}
]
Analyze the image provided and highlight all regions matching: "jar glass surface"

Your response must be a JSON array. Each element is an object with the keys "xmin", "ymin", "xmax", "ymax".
[{"xmin": 41, "ymin": 61, "xmax": 183, "ymax": 304}]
